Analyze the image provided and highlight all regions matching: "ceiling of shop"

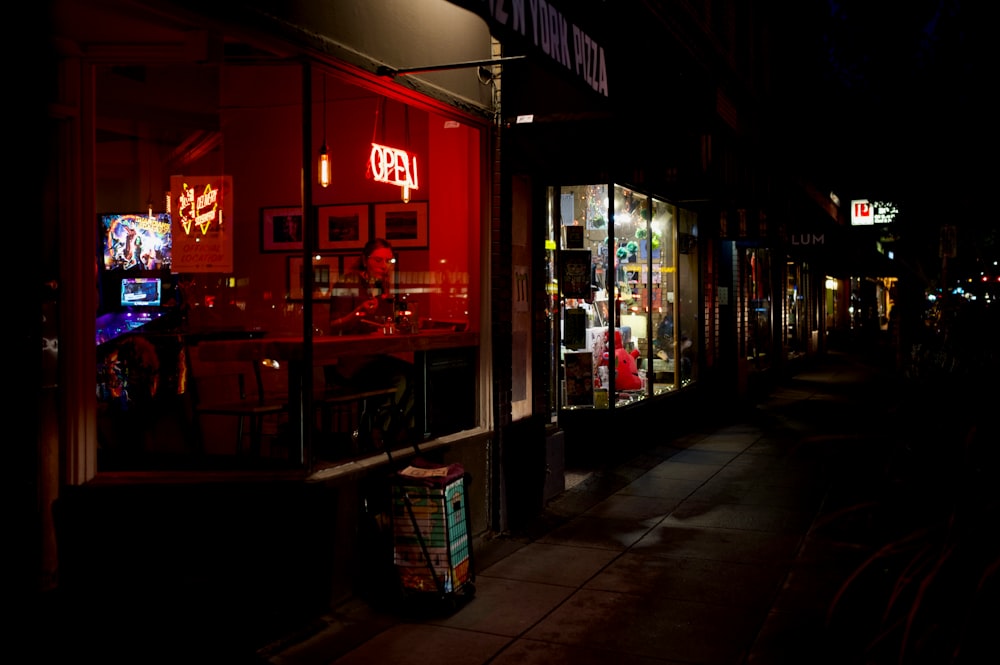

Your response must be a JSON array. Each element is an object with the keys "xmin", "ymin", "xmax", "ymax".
[{"xmin": 51, "ymin": 0, "xmax": 292, "ymax": 166}]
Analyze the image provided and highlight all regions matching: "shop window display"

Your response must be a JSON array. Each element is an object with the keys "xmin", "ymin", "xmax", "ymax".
[
  {"xmin": 550, "ymin": 184, "xmax": 697, "ymax": 411},
  {"xmin": 742, "ymin": 246, "xmax": 772, "ymax": 365}
]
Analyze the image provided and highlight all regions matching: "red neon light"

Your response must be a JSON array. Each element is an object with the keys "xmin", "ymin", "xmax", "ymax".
[
  {"xmin": 176, "ymin": 181, "xmax": 221, "ymax": 235},
  {"xmin": 368, "ymin": 142, "xmax": 419, "ymax": 191}
]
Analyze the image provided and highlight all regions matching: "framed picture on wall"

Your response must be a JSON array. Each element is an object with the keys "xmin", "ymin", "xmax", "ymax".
[
  {"xmin": 262, "ymin": 207, "xmax": 304, "ymax": 252},
  {"xmin": 288, "ymin": 255, "xmax": 339, "ymax": 300},
  {"xmin": 318, "ymin": 204, "xmax": 369, "ymax": 251},
  {"xmin": 374, "ymin": 202, "xmax": 428, "ymax": 248}
]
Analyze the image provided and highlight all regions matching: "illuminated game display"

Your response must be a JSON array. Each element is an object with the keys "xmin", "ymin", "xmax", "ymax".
[
  {"xmin": 120, "ymin": 277, "xmax": 162, "ymax": 307},
  {"xmin": 100, "ymin": 213, "xmax": 172, "ymax": 271},
  {"xmin": 96, "ymin": 213, "xmax": 175, "ymax": 344}
]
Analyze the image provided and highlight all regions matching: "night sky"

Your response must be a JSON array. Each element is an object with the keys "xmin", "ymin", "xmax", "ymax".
[{"xmin": 766, "ymin": 0, "xmax": 992, "ymax": 278}]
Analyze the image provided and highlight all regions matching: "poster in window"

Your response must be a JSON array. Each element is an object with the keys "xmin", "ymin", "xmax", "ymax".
[
  {"xmin": 171, "ymin": 175, "xmax": 234, "ymax": 272},
  {"xmin": 564, "ymin": 225, "xmax": 584, "ymax": 249},
  {"xmin": 559, "ymin": 249, "xmax": 592, "ymax": 300},
  {"xmin": 564, "ymin": 351, "xmax": 594, "ymax": 407},
  {"xmin": 564, "ymin": 308, "xmax": 588, "ymax": 350}
]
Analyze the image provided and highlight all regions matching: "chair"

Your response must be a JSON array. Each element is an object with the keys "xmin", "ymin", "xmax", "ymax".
[
  {"xmin": 190, "ymin": 355, "xmax": 289, "ymax": 456},
  {"xmin": 314, "ymin": 365, "xmax": 397, "ymax": 458}
]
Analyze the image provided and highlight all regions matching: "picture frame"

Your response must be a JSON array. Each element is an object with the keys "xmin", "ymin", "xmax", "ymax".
[
  {"xmin": 374, "ymin": 202, "xmax": 428, "ymax": 249},
  {"xmin": 287, "ymin": 255, "xmax": 339, "ymax": 300},
  {"xmin": 564, "ymin": 350, "xmax": 594, "ymax": 407},
  {"xmin": 564, "ymin": 225, "xmax": 585, "ymax": 249},
  {"xmin": 318, "ymin": 204, "xmax": 369, "ymax": 251},
  {"xmin": 559, "ymin": 249, "xmax": 593, "ymax": 301},
  {"xmin": 262, "ymin": 207, "xmax": 304, "ymax": 252}
]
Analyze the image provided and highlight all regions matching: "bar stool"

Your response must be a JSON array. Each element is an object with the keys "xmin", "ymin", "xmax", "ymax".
[
  {"xmin": 313, "ymin": 364, "xmax": 396, "ymax": 457},
  {"xmin": 315, "ymin": 384, "xmax": 397, "ymax": 457},
  {"xmin": 190, "ymin": 355, "xmax": 289, "ymax": 456}
]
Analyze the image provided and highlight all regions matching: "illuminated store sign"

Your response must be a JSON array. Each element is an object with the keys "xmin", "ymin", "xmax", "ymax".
[
  {"xmin": 176, "ymin": 182, "xmax": 220, "ymax": 236},
  {"xmin": 170, "ymin": 175, "xmax": 233, "ymax": 273},
  {"xmin": 852, "ymin": 199, "xmax": 899, "ymax": 226},
  {"xmin": 369, "ymin": 142, "xmax": 419, "ymax": 192}
]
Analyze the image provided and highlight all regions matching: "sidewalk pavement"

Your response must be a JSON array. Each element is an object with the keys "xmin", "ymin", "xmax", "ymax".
[
  {"xmin": 258, "ymin": 354, "xmax": 1000, "ymax": 665},
  {"xmin": 259, "ymin": 349, "xmax": 997, "ymax": 665}
]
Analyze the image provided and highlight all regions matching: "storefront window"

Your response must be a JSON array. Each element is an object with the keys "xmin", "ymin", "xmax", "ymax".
[
  {"xmin": 784, "ymin": 261, "xmax": 804, "ymax": 357},
  {"xmin": 545, "ymin": 193, "xmax": 561, "ymax": 421},
  {"xmin": 741, "ymin": 246, "xmax": 772, "ymax": 365},
  {"xmin": 675, "ymin": 205, "xmax": 699, "ymax": 386},
  {"xmin": 93, "ymin": 57, "xmax": 483, "ymax": 473},
  {"xmin": 550, "ymin": 183, "xmax": 696, "ymax": 412}
]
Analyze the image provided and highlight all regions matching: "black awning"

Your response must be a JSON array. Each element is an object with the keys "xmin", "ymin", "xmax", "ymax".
[{"xmin": 446, "ymin": 0, "xmax": 611, "ymax": 104}]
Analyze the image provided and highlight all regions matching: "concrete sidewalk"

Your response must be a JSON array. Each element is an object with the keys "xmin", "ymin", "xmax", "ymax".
[{"xmin": 259, "ymin": 350, "xmax": 998, "ymax": 665}]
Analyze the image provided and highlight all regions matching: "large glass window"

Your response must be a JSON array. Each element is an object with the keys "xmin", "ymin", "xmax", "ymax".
[
  {"xmin": 740, "ymin": 245, "xmax": 772, "ymax": 366},
  {"xmin": 549, "ymin": 183, "xmax": 697, "ymax": 412},
  {"xmin": 675, "ymin": 205, "xmax": 699, "ymax": 386},
  {"xmin": 93, "ymin": 57, "xmax": 484, "ymax": 473},
  {"xmin": 784, "ymin": 261, "xmax": 804, "ymax": 358}
]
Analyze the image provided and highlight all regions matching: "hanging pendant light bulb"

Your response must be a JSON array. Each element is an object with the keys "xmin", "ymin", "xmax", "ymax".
[
  {"xmin": 317, "ymin": 73, "xmax": 331, "ymax": 188},
  {"xmin": 318, "ymin": 143, "xmax": 331, "ymax": 188},
  {"xmin": 401, "ymin": 184, "xmax": 410, "ymax": 203}
]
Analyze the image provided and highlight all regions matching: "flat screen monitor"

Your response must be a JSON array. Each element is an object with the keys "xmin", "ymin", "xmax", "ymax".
[
  {"xmin": 120, "ymin": 277, "xmax": 162, "ymax": 307},
  {"xmin": 100, "ymin": 213, "xmax": 172, "ymax": 271}
]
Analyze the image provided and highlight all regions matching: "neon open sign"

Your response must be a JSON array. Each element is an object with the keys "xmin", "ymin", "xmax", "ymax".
[{"xmin": 368, "ymin": 142, "xmax": 419, "ymax": 192}]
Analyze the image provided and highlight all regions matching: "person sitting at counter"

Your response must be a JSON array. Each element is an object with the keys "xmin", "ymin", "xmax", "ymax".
[
  {"xmin": 329, "ymin": 237, "xmax": 397, "ymax": 333},
  {"xmin": 327, "ymin": 238, "xmax": 413, "ymax": 445}
]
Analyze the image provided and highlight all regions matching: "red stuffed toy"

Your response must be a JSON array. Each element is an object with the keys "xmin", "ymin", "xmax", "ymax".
[{"xmin": 600, "ymin": 330, "xmax": 642, "ymax": 391}]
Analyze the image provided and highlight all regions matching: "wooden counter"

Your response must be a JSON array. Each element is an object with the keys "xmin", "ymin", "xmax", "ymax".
[{"xmin": 195, "ymin": 330, "xmax": 478, "ymax": 363}]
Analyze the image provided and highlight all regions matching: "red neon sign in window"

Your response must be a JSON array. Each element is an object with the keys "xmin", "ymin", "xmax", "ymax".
[{"xmin": 368, "ymin": 142, "xmax": 419, "ymax": 192}]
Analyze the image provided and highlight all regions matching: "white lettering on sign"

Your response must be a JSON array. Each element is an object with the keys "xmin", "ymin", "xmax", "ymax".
[
  {"xmin": 498, "ymin": 0, "xmax": 608, "ymax": 97},
  {"xmin": 572, "ymin": 25, "xmax": 605, "ymax": 93},
  {"xmin": 790, "ymin": 234, "xmax": 826, "ymax": 246},
  {"xmin": 852, "ymin": 198, "xmax": 899, "ymax": 226},
  {"xmin": 369, "ymin": 142, "xmax": 419, "ymax": 191},
  {"xmin": 538, "ymin": 2, "xmax": 571, "ymax": 68}
]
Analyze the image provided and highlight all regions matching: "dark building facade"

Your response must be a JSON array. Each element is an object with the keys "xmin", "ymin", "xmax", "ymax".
[{"xmin": 26, "ymin": 1, "xmax": 842, "ymax": 652}]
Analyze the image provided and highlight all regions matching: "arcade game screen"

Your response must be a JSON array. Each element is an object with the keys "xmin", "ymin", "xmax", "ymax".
[
  {"xmin": 120, "ymin": 276, "xmax": 162, "ymax": 307},
  {"xmin": 96, "ymin": 213, "xmax": 176, "ymax": 345},
  {"xmin": 100, "ymin": 212, "xmax": 172, "ymax": 271}
]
